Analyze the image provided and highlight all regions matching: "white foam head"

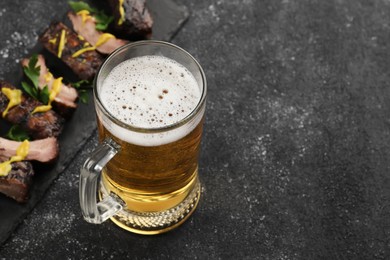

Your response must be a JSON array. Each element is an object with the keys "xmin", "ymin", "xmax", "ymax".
[{"xmin": 98, "ymin": 55, "xmax": 204, "ymax": 146}]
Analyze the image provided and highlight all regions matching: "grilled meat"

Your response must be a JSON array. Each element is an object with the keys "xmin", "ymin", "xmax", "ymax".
[
  {"xmin": 39, "ymin": 22, "xmax": 104, "ymax": 80},
  {"xmin": 108, "ymin": 0, "xmax": 153, "ymax": 40},
  {"xmin": 0, "ymin": 137, "xmax": 59, "ymax": 163},
  {"xmin": 68, "ymin": 11, "xmax": 128, "ymax": 55},
  {"xmin": 0, "ymin": 161, "xmax": 34, "ymax": 203},
  {"xmin": 0, "ymin": 81, "xmax": 63, "ymax": 139},
  {"xmin": 21, "ymin": 55, "xmax": 78, "ymax": 118}
]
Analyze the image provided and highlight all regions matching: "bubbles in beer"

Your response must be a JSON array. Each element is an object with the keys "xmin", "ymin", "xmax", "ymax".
[{"xmin": 101, "ymin": 55, "xmax": 201, "ymax": 128}]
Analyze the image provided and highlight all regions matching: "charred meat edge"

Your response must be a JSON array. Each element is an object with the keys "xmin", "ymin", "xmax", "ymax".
[
  {"xmin": 39, "ymin": 22, "xmax": 104, "ymax": 81},
  {"xmin": 0, "ymin": 161, "xmax": 34, "ymax": 203},
  {"xmin": 21, "ymin": 54, "xmax": 78, "ymax": 118},
  {"xmin": 108, "ymin": 0, "xmax": 153, "ymax": 40},
  {"xmin": 0, "ymin": 81, "xmax": 64, "ymax": 139}
]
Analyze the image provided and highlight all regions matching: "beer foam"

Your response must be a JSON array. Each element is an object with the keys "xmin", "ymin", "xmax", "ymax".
[{"xmin": 99, "ymin": 55, "xmax": 203, "ymax": 146}]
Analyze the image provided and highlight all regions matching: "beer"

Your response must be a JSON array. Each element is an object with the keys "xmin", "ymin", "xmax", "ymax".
[
  {"xmin": 79, "ymin": 41, "xmax": 207, "ymax": 234},
  {"xmin": 100, "ymin": 55, "xmax": 201, "ymax": 130},
  {"xmin": 95, "ymin": 54, "xmax": 206, "ymax": 233}
]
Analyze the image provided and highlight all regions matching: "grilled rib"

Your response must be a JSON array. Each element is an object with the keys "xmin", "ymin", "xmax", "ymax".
[
  {"xmin": 0, "ymin": 161, "xmax": 34, "ymax": 203},
  {"xmin": 108, "ymin": 0, "xmax": 153, "ymax": 40},
  {"xmin": 0, "ymin": 81, "xmax": 64, "ymax": 139},
  {"xmin": 39, "ymin": 22, "xmax": 104, "ymax": 80},
  {"xmin": 21, "ymin": 55, "xmax": 78, "ymax": 118},
  {"xmin": 0, "ymin": 137, "xmax": 59, "ymax": 163},
  {"xmin": 68, "ymin": 11, "xmax": 128, "ymax": 55}
]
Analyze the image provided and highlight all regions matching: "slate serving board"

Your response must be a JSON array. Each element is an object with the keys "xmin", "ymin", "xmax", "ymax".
[{"xmin": 0, "ymin": 0, "xmax": 189, "ymax": 245}]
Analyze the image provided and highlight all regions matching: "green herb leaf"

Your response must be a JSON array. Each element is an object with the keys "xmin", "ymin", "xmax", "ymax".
[
  {"xmin": 71, "ymin": 79, "xmax": 90, "ymax": 89},
  {"xmin": 21, "ymin": 81, "xmax": 38, "ymax": 100},
  {"xmin": 68, "ymin": 1, "xmax": 97, "ymax": 13},
  {"xmin": 5, "ymin": 125, "xmax": 30, "ymax": 141},
  {"xmin": 22, "ymin": 54, "xmax": 53, "ymax": 105},
  {"xmin": 70, "ymin": 80, "xmax": 90, "ymax": 104},
  {"xmin": 69, "ymin": 1, "xmax": 114, "ymax": 31},
  {"xmin": 78, "ymin": 90, "xmax": 89, "ymax": 104},
  {"xmin": 40, "ymin": 85, "xmax": 50, "ymax": 105},
  {"xmin": 94, "ymin": 13, "xmax": 114, "ymax": 31},
  {"xmin": 23, "ymin": 54, "xmax": 40, "ymax": 90}
]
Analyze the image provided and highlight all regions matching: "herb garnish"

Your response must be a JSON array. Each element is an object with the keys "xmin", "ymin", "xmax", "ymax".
[
  {"xmin": 69, "ymin": 1, "xmax": 114, "ymax": 31},
  {"xmin": 5, "ymin": 125, "xmax": 30, "ymax": 141},
  {"xmin": 21, "ymin": 54, "xmax": 50, "ymax": 104},
  {"xmin": 71, "ymin": 79, "xmax": 90, "ymax": 104}
]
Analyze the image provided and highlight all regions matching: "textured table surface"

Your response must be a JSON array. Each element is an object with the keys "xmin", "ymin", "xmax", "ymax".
[{"xmin": 1, "ymin": 0, "xmax": 390, "ymax": 259}]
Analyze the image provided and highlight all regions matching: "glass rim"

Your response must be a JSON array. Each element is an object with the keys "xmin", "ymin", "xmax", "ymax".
[{"xmin": 94, "ymin": 40, "xmax": 207, "ymax": 134}]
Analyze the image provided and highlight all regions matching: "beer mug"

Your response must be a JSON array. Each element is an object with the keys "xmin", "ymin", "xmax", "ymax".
[{"xmin": 79, "ymin": 41, "xmax": 207, "ymax": 235}]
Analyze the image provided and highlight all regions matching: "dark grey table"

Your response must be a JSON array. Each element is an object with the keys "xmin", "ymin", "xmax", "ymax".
[{"xmin": 1, "ymin": 0, "xmax": 390, "ymax": 259}]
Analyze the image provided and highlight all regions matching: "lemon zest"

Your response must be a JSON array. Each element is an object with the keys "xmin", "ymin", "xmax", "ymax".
[
  {"xmin": 44, "ymin": 72, "xmax": 53, "ymax": 83},
  {"xmin": 118, "ymin": 0, "xmax": 125, "ymax": 25},
  {"xmin": 57, "ymin": 29, "xmax": 67, "ymax": 58},
  {"xmin": 72, "ymin": 33, "xmax": 115, "ymax": 58},
  {"xmin": 32, "ymin": 77, "xmax": 63, "ymax": 114},
  {"xmin": 0, "ymin": 140, "xmax": 30, "ymax": 176},
  {"xmin": 49, "ymin": 37, "xmax": 57, "ymax": 45},
  {"xmin": 1, "ymin": 88, "xmax": 22, "ymax": 118},
  {"xmin": 77, "ymin": 10, "xmax": 92, "ymax": 24}
]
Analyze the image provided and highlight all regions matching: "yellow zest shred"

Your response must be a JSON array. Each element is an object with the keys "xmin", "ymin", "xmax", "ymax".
[
  {"xmin": 72, "ymin": 46, "xmax": 96, "ymax": 58},
  {"xmin": 0, "ymin": 140, "xmax": 30, "ymax": 176},
  {"xmin": 72, "ymin": 33, "xmax": 116, "ymax": 58},
  {"xmin": 95, "ymin": 33, "xmax": 115, "ymax": 47},
  {"xmin": 44, "ymin": 72, "xmax": 53, "ymax": 83},
  {"xmin": 49, "ymin": 37, "xmax": 57, "ymax": 45},
  {"xmin": 1, "ymin": 88, "xmax": 22, "ymax": 118},
  {"xmin": 77, "ymin": 10, "xmax": 92, "ymax": 25},
  {"xmin": 57, "ymin": 29, "xmax": 66, "ymax": 58},
  {"xmin": 32, "ymin": 77, "xmax": 63, "ymax": 114},
  {"xmin": 118, "ymin": 0, "xmax": 125, "ymax": 25},
  {"xmin": 32, "ymin": 104, "xmax": 52, "ymax": 114}
]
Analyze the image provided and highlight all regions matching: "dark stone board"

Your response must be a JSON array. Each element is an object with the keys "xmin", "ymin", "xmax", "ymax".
[
  {"xmin": 0, "ymin": 0, "xmax": 188, "ymax": 245},
  {"xmin": 3, "ymin": 1, "xmax": 390, "ymax": 259}
]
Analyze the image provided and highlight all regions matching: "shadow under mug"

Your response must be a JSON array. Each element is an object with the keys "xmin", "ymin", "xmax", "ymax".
[{"xmin": 79, "ymin": 41, "xmax": 207, "ymax": 235}]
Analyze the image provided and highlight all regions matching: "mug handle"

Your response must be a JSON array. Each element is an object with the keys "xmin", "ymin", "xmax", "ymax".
[{"xmin": 79, "ymin": 138, "xmax": 123, "ymax": 224}]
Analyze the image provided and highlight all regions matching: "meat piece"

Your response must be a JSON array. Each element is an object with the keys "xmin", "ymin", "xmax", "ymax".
[
  {"xmin": 39, "ymin": 22, "xmax": 104, "ymax": 80},
  {"xmin": 0, "ymin": 137, "xmax": 59, "ymax": 163},
  {"xmin": 0, "ymin": 81, "xmax": 64, "ymax": 139},
  {"xmin": 21, "ymin": 55, "xmax": 78, "ymax": 118},
  {"xmin": 108, "ymin": 0, "xmax": 153, "ymax": 40},
  {"xmin": 0, "ymin": 161, "xmax": 34, "ymax": 203},
  {"xmin": 68, "ymin": 11, "xmax": 128, "ymax": 55}
]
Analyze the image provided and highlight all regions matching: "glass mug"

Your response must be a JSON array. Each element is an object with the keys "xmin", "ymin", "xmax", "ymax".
[{"xmin": 79, "ymin": 41, "xmax": 207, "ymax": 235}]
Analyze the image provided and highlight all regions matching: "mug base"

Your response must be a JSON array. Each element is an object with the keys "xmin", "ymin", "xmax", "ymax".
[{"xmin": 100, "ymin": 180, "xmax": 201, "ymax": 235}]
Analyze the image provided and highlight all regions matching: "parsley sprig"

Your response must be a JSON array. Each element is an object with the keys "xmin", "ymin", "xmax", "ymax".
[
  {"xmin": 21, "ymin": 54, "xmax": 50, "ymax": 104},
  {"xmin": 71, "ymin": 79, "xmax": 90, "ymax": 104},
  {"xmin": 5, "ymin": 125, "xmax": 30, "ymax": 141},
  {"xmin": 69, "ymin": 1, "xmax": 114, "ymax": 31}
]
